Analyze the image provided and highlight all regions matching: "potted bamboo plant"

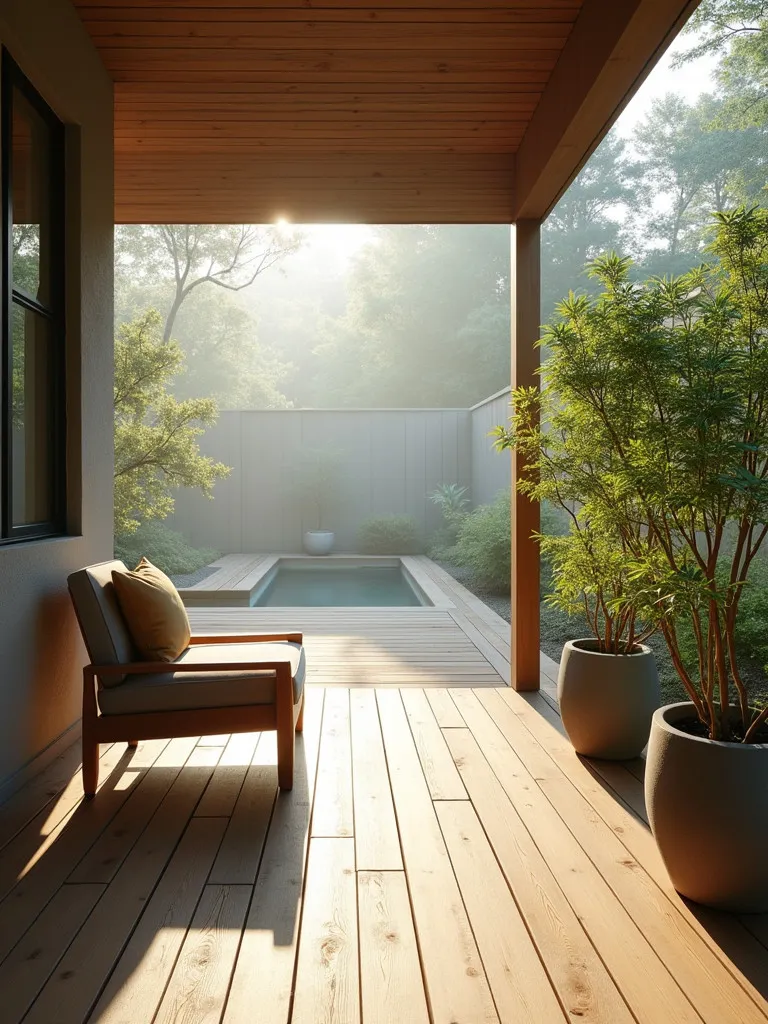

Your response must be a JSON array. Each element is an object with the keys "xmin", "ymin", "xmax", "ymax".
[
  {"xmin": 499, "ymin": 206, "xmax": 768, "ymax": 911},
  {"xmin": 298, "ymin": 447, "xmax": 341, "ymax": 556},
  {"xmin": 539, "ymin": 526, "xmax": 660, "ymax": 759}
]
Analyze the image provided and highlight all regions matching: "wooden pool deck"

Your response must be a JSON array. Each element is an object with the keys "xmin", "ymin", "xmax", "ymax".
[
  {"xmin": 181, "ymin": 553, "xmax": 561, "ymax": 697},
  {"xmin": 0, "ymin": 556, "xmax": 766, "ymax": 1023}
]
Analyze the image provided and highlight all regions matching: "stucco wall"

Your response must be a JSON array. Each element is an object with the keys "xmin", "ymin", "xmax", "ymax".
[{"xmin": 0, "ymin": 2, "xmax": 113, "ymax": 789}]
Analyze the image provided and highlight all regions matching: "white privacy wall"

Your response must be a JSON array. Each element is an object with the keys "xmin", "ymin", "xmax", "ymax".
[{"xmin": 169, "ymin": 400, "xmax": 511, "ymax": 553}]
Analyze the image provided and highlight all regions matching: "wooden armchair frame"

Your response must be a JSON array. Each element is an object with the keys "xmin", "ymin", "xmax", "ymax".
[{"xmin": 81, "ymin": 632, "xmax": 305, "ymax": 798}]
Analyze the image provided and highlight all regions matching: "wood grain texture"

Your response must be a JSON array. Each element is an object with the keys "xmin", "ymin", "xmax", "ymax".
[
  {"xmin": 350, "ymin": 690, "xmax": 402, "ymax": 870},
  {"xmin": 223, "ymin": 688, "xmax": 325, "ymax": 1024},
  {"xmin": 88, "ymin": 816, "xmax": 228, "ymax": 1024},
  {"xmin": 358, "ymin": 871, "xmax": 429, "ymax": 1024},
  {"xmin": 311, "ymin": 687, "xmax": 353, "ymax": 837},
  {"xmin": 5, "ymin": 683, "xmax": 766, "ymax": 1024},
  {"xmin": 436, "ymin": 800, "xmax": 566, "ymax": 1023},
  {"xmin": 72, "ymin": 0, "xmax": 580, "ymax": 221},
  {"xmin": 376, "ymin": 688, "xmax": 498, "ymax": 1024},
  {"xmin": 291, "ymin": 837, "xmax": 360, "ymax": 1024},
  {"xmin": 154, "ymin": 884, "xmax": 251, "ymax": 1024}
]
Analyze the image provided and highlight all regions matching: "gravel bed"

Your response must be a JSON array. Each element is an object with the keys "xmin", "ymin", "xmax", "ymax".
[{"xmin": 170, "ymin": 564, "xmax": 218, "ymax": 590}]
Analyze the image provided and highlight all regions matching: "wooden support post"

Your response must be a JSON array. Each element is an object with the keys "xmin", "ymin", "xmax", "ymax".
[{"xmin": 511, "ymin": 220, "xmax": 541, "ymax": 691}]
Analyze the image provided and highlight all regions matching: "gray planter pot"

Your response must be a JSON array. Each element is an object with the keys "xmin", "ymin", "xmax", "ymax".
[
  {"xmin": 645, "ymin": 702, "xmax": 768, "ymax": 912},
  {"xmin": 557, "ymin": 639, "xmax": 660, "ymax": 760},
  {"xmin": 303, "ymin": 530, "xmax": 335, "ymax": 556}
]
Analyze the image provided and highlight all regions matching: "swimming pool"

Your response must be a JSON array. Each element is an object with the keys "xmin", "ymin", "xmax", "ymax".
[{"xmin": 251, "ymin": 561, "xmax": 430, "ymax": 607}]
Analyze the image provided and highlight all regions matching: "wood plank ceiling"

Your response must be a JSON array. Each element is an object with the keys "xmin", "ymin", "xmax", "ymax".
[{"xmin": 73, "ymin": 1, "xmax": 585, "ymax": 224}]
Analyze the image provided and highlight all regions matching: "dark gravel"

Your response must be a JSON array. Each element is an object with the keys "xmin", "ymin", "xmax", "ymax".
[
  {"xmin": 170, "ymin": 565, "xmax": 218, "ymax": 590},
  {"xmin": 432, "ymin": 558, "xmax": 768, "ymax": 707}
]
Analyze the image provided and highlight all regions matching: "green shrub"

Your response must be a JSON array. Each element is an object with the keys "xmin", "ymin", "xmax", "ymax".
[
  {"xmin": 358, "ymin": 514, "xmax": 422, "ymax": 555},
  {"xmin": 114, "ymin": 522, "xmax": 218, "ymax": 576},
  {"xmin": 453, "ymin": 491, "xmax": 510, "ymax": 592}
]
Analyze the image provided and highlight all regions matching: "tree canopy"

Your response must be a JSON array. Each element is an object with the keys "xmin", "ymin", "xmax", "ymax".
[{"xmin": 114, "ymin": 310, "xmax": 229, "ymax": 536}]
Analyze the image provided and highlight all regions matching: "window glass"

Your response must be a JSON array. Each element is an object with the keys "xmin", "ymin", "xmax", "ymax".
[
  {"xmin": 11, "ymin": 303, "xmax": 54, "ymax": 526},
  {"xmin": 10, "ymin": 86, "xmax": 51, "ymax": 306}
]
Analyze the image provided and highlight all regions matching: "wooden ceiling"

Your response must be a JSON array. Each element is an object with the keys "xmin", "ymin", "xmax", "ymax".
[{"xmin": 73, "ymin": 1, "xmax": 694, "ymax": 224}]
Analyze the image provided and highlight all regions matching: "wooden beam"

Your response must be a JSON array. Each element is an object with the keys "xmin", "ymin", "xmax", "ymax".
[
  {"xmin": 512, "ymin": 0, "xmax": 699, "ymax": 219},
  {"xmin": 511, "ymin": 220, "xmax": 540, "ymax": 691}
]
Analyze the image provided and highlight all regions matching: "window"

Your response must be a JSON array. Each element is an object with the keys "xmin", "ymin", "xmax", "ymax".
[{"xmin": 1, "ymin": 52, "xmax": 66, "ymax": 541}]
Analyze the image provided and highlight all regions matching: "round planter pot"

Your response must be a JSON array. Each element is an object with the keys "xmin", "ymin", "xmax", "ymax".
[
  {"xmin": 303, "ymin": 530, "xmax": 335, "ymax": 556},
  {"xmin": 645, "ymin": 702, "xmax": 768, "ymax": 912},
  {"xmin": 557, "ymin": 639, "xmax": 660, "ymax": 760}
]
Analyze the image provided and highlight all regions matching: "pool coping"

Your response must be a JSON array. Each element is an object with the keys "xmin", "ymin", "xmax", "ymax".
[{"xmin": 178, "ymin": 554, "xmax": 454, "ymax": 609}]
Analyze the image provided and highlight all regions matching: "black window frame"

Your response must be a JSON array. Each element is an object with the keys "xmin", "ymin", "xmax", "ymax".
[{"xmin": 1, "ymin": 51, "xmax": 67, "ymax": 543}]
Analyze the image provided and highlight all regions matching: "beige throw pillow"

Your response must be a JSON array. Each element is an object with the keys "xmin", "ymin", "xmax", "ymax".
[{"xmin": 112, "ymin": 557, "xmax": 191, "ymax": 662}]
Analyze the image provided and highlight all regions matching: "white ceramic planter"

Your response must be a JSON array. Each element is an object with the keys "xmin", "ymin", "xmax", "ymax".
[
  {"xmin": 645, "ymin": 702, "xmax": 768, "ymax": 911},
  {"xmin": 303, "ymin": 530, "xmax": 335, "ymax": 556},
  {"xmin": 557, "ymin": 639, "xmax": 660, "ymax": 760}
]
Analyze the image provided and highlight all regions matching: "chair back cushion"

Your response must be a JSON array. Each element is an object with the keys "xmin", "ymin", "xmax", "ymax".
[
  {"xmin": 68, "ymin": 560, "xmax": 134, "ymax": 686},
  {"xmin": 111, "ymin": 557, "xmax": 191, "ymax": 662}
]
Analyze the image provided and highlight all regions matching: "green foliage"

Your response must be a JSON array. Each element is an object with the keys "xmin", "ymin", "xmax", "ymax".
[
  {"xmin": 452, "ymin": 491, "xmax": 511, "ymax": 593},
  {"xmin": 114, "ymin": 522, "xmax": 218, "ymax": 577},
  {"xmin": 496, "ymin": 207, "xmax": 768, "ymax": 740},
  {"xmin": 677, "ymin": 1, "xmax": 768, "ymax": 129},
  {"xmin": 358, "ymin": 514, "xmax": 422, "ymax": 555},
  {"xmin": 429, "ymin": 483, "xmax": 470, "ymax": 523},
  {"xmin": 115, "ymin": 224, "xmax": 299, "ymax": 410},
  {"xmin": 114, "ymin": 310, "xmax": 230, "ymax": 536}
]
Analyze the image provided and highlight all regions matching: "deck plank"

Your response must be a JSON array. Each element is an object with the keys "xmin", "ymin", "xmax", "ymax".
[
  {"xmin": 350, "ymin": 689, "xmax": 402, "ymax": 870},
  {"xmin": 443, "ymin": 726, "xmax": 636, "ymax": 1024},
  {"xmin": 22, "ymin": 764, "xmax": 217, "ymax": 1024},
  {"xmin": 0, "ymin": 882, "xmax": 105, "ymax": 1024},
  {"xmin": 154, "ymin": 884, "xmax": 251, "ymax": 1024},
  {"xmin": 400, "ymin": 687, "xmax": 467, "ymax": 800},
  {"xmin": 449, "ymin": 690, "xmax": 711, "ymax": 1024},
  {"xmin": 291, "ymin": 837, "xmax": 360, "ymax": 1024},
  {"xmin": 358, "ymin": 870, "xmax": 429, "ymax": 1024},
  {"xmin": 437, "ymin": 799, "xmax": 566, "ymax": 1024},
  {"xmin": 208, "ymin": 733, "xmax": 277, "ymax": 885},
  {"xmin": 376, "ymin": 688, "xmax": 498, "ymax": 1024},
  {"xmin": 88, "ymin": 816, "xmax": 228, "ymax": 1024},
  {"xmin": 312, "ymin": 687, "xmax": 353, "ymax": 838},
  {"xmin": 222, "ymin": 688, "xmax": 324, "ymax": 1024}
]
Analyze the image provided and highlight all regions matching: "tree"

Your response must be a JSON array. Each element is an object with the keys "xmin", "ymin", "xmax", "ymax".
[
  {"xmin": 675, "ymin": 1, "xmax": 768, "ymax": 128},
  {"xmin": 312, "ymin": 225, "xmax": 510, "ymax": 407},
  {"xmin": 116, "ymin": 224, "xmax": 300, "ymax": 410},
  {"xmin": 631, "ymin": 92, "xmax": 765, "ymax": 275},
  {"xmin": 541, "ymin": 131, "xmax": 639, "ymax": 319},
  {"xmin": 114, "ymin": 310, "xmax": 229, "ymax": 536},
  {"xmin": 497, "ymin": 207, "xmax": 768, "ymax": 741},
  {"xmin": 116, "ymin": 224, "xmax": 300, "ymax": 342}
]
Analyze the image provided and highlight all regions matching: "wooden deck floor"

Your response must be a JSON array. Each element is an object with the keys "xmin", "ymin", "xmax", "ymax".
[
  {"xmin": 2, "ymin": 561, "xmax": 767, "ymax": 1022},
  {"xmin": 1, "ymin": 685, "xmax": 767, "ymax": 1024}
]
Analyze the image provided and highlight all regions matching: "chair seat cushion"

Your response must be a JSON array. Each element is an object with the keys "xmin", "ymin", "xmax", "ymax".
[{"xmin": 98, "ymin": 641, "xmax": 305, "ymax": 716}]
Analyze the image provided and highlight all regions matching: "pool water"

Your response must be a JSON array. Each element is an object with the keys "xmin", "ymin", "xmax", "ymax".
[{"xmin": 252, "ymin": 565, "xmax": 425, "ymax": 607}]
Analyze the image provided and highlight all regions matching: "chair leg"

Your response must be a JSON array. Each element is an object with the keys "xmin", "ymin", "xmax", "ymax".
[
  {"xmin": 295, "ymin": 694, "xmax": 305, "ymax": 733},
  {"xmin": 276, "ymin": 665, "xmax": 295, "ymax": 791},
  {"xmin": 127, "ymin": 740, "xmax": 139, "ymax": 748},
  {"xmin": 82, "ymin": 668, "xmax": 99, "ymax": 798},
  {"xmin": 82, "ymin": 729, "xmax": 99, "ymax": 798}
]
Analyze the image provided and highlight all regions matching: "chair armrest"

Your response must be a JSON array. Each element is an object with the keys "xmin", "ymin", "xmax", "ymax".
[
  {"xmin": 89, "ymin": 660, "xmax": 295, "ymax": 678},
  {"xmin": 189, "ymin": 632, "xmax": 303, "ymax": 645}
]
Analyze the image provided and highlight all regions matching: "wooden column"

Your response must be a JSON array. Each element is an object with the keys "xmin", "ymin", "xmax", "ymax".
[{"xmin": 511, "ymin": 220, "xmax": 541, "ymax": 691}]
